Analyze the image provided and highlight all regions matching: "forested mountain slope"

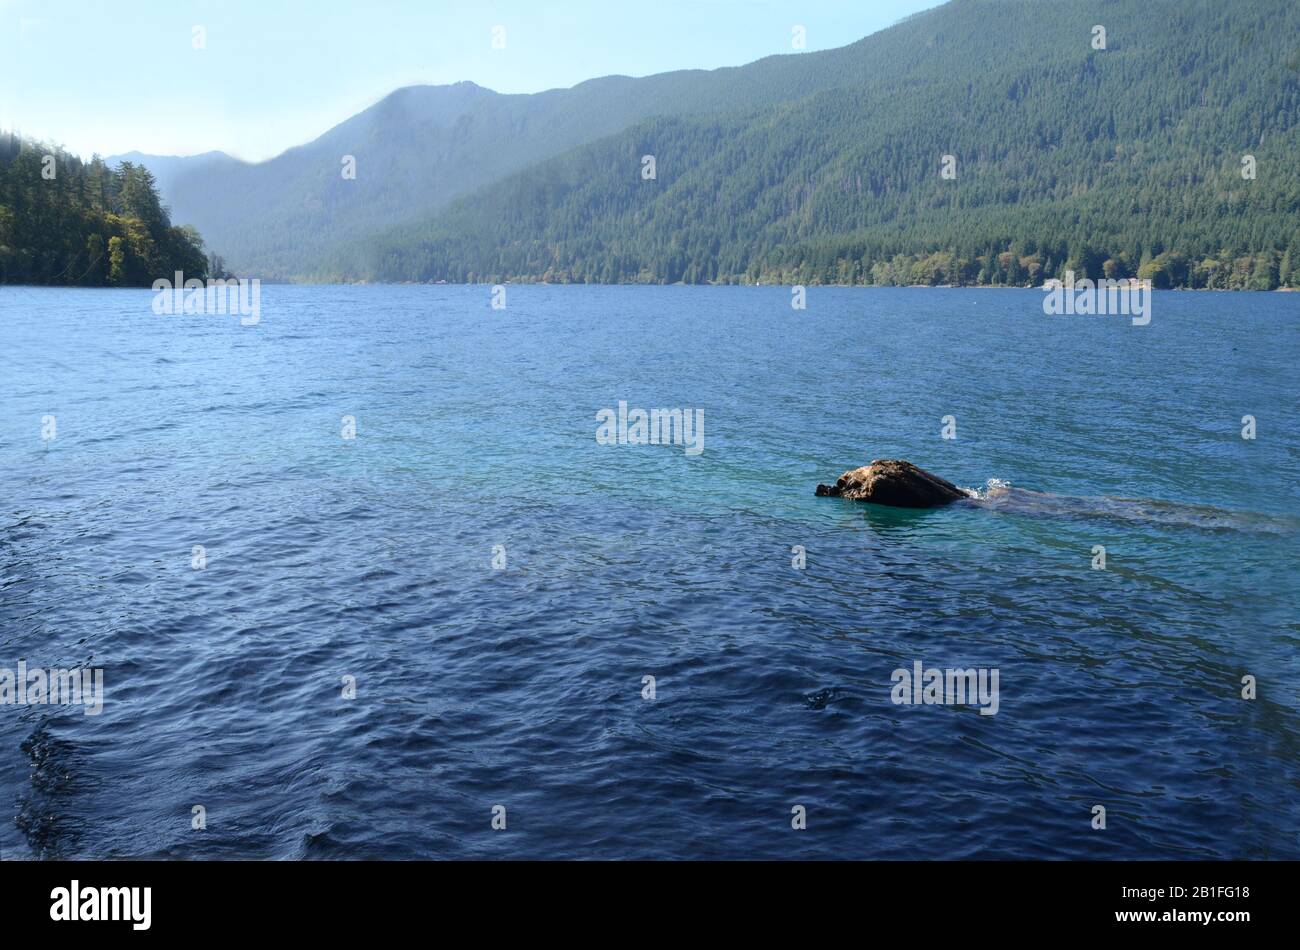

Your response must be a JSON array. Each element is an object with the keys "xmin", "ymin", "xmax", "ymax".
[
  {"xmin": 128, "ymin": 21, "xmax": 960, "ymax": 281},
  {"xmin": 356, "ymin": 0, "xmax": 1300, "ymax": 289}
]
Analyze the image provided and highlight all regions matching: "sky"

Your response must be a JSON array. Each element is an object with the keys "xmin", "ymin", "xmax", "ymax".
[{"xmin": 0, "ymin": 0, "xmax": 943, "ymax": 162}]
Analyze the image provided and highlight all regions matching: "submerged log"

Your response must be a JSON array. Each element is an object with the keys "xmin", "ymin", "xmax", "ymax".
[{"xmin": 815, "ymin": 459, "xmax": 968, "ymax": 508}]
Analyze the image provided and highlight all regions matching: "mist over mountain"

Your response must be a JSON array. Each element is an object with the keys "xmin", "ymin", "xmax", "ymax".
[
  {"xmin": 129, "ymin": 0, "xmax": 1300, "ymax": 288},
  {"xmin": 107, "ymin": 150, "xmax": 241, "ymax": 199}
]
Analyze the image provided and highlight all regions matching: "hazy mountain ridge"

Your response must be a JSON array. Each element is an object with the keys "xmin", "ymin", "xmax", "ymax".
[{"xmin": 108, "ymin": 150, "xmax": 242, "ymax": 197}]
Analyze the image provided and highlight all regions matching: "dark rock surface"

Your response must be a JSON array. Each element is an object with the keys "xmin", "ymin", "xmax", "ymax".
[{"xmin": 815, "ymin": 459, "xmax": 968, "ymax": 508}]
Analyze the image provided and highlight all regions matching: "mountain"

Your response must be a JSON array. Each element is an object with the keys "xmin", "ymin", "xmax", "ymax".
[
  {"xmin": 353, "ymin": 0, "xmax": 1300, "ymax": 289},
  {"xmin": 127, "ymin": 34, "xmax": 931, "ymax": 281},
  {"xmin": 128, "ymin": 0, "xmax": 1300, "ymax": 289}
]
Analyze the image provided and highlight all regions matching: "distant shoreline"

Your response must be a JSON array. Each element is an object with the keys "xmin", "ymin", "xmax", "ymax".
[{"xmin": 3, "ymin": 281, "xmax": 1297, "ymax": 292}]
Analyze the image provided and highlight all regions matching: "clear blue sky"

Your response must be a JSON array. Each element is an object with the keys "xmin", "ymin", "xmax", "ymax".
[{"xmin": 0, "ymin": 0, "xmax": 942, "ymax": 162}]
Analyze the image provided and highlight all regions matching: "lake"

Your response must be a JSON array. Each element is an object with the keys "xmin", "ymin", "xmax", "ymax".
[{"xmin": 0, "ymin": 284, "xmax": 1296, "ymax": 859}]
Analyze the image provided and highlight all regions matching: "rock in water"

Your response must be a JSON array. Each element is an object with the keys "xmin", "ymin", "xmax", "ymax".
[{"xmin": 815, "ymin": 459, "xmax": 968, "ymax": 508}]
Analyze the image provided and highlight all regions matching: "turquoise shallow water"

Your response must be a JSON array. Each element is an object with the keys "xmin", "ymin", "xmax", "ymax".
[{"xmin": 0, "ymin": 284, "xmax": 1296, "ymax": 859}]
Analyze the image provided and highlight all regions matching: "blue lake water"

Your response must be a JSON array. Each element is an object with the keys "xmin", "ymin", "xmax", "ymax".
[{"xmin": 0, "ymin": 284, "xmax": 1297, "ymax": 859}]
